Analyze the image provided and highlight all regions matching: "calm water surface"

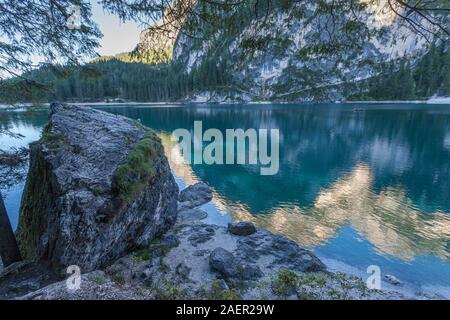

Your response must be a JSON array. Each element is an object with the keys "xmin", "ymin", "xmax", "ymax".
[{"xmin": 1, "ymin": 104, "xmax": 449, "ymax": 294}]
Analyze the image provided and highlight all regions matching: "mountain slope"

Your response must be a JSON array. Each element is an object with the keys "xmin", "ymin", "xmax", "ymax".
[
  {"xmin": 171, "ymin": 0, "xmax": 441, "ymax": 102},
  {"xmin": 2, "ymin": 1, "xmax": 448, "ymax": 104}
]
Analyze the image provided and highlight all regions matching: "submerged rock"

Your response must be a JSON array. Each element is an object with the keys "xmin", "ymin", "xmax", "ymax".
[
  {"xmin": 177, "ymin": 208, "xmax": 208, "ymax": 224},
  {"xmin": 16, "ymin": 103, "xmax": 178, "ymax": 272},
  {"xmin": 228, "ymin": 221, "xmax": 257, "ymax": 236},
  {"xmin": 178, "ymin": 182, "xmax": 213, "ymax": 210},
  {"xmin": 385, "ymin": 274, "xmax": 401, "ymax": 286}
]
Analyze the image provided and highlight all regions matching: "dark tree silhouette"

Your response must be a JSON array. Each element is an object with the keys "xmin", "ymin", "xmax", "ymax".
[
  {"xmin": 0, "ymin": 193, "xmax": 22, "ymax": 267},
  {"xmin": 0, "ymin": 144, "xmax": 28, "ymax": 267}
]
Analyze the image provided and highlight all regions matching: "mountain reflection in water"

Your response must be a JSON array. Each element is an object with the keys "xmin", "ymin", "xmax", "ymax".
[{"xmin": 160, "ymin": 133, "xmax": 450, "ymax": 262}]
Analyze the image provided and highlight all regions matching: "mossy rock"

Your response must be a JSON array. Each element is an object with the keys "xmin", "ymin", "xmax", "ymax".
[
  {"xmin": 16, "ymin": 104, "xmax": 178, "ymax": 272},
  {"xmin": 112, "ymin": 131, "xmax": 162, "ymax": 205}
]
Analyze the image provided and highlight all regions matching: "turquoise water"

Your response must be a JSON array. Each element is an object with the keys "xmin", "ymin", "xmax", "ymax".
[{"xmin": 1, "ymin": 104, "xmax": 449, "ymax": 294}]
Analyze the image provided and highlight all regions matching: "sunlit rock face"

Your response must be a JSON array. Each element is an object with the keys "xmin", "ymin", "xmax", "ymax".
[
  {"xmin": 136, "ymin": 0, "xmax": 196, "ymax": 64},
  {"xmin": 16, "ymin": 104, "xmax": 178, "ymax": 272},
  {"xmin": 169, "ymin": 1, "xmax": 428, "ymax": 102}
]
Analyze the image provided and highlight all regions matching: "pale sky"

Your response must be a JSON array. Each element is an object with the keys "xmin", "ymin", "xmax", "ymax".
[
  {"xmin": 0, "ymin": 2, "xmax": 142, "ymax": 78},
  {"xmin": 92, "ymin": 2, "xmax": 142, "ymax": 56}
]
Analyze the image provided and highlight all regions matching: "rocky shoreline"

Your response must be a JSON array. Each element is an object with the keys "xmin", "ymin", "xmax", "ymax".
[
  {"xmin": 2, "ymin": 182, "xmax": 417, "ymax": 300},
  {"xmin": 2, "ymin": 94, "xmax": 450, "ymax": 111},
  {"xmin": 0, "ymin": 104, "xmax": 443, "ymax": 300},
  {"xmin": 0, "ymin": 183, "xmax": 372, "ymax": 300}
]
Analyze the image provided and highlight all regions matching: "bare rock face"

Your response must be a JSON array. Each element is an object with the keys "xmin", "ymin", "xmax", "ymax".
[{"xmin": 16, "ymin": 103, "xmax": 178, "ymax": 273}]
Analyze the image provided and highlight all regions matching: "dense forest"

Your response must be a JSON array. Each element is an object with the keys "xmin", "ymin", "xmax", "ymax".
[
  {"xmin": 0, "ymin": 42, "xmax": 448, "ymax": 104},
  {"xmin": 350, "ymin": 42, "xmax": 450, "ymax": 100},
  {"xmin": 0, "ymin": 56, "xmax": 230, "ymax": 103}
]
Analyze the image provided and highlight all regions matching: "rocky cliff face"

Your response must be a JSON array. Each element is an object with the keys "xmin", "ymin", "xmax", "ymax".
[
  {"xmin": 170, "ymin": 1, "xmax": 431, "ymax": 102},
  {"xmin": 16, "ymin": 103, "xmax": 178, "ymax": 272}
]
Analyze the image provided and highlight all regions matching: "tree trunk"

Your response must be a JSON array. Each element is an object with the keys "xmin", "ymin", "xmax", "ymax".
[{"xmin": 0, "ymin": 191, "xmax": 22, "ymax": 267}]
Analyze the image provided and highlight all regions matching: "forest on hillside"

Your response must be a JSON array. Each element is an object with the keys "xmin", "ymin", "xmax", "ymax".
[
  {"xmin": 0, "ymin": 56, "xmax": 231, "ymax": 103},
  {"xmin": 350, "ymin": 42, "xmax": 450, "ymax": 100},
  {"xmin": 0, "ymin": 41, "xmax": 449, "ymax": 104},
  {"xmin": 0, "ymin": 0, "xmax": 449, "ymax": 104}
]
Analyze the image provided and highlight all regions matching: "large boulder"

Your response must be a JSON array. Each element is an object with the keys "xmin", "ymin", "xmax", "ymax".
[{"xmin": 16, "ymin": 104, "xmax": 178, "ymax": 272}]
